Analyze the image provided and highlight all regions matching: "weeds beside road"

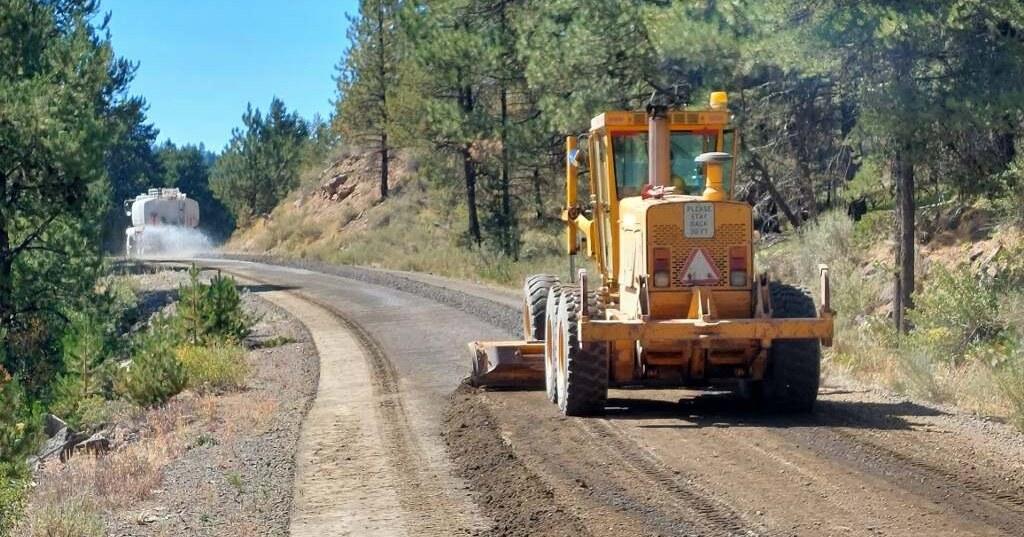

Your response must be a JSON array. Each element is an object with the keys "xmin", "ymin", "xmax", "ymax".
[{"xmin": 4, "ymin": 265, "xmax": 317, "ymax": 537}]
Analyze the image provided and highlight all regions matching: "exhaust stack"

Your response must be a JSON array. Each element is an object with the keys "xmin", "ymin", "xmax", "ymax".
[{"xmin": 647, "ymin": 105, "xmax": 670, "ymax": 187}]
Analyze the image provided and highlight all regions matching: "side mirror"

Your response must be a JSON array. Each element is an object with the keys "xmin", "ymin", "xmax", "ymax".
[{"xmin": 567, "ymin": 147, "xmax": 586, "ymax": 168}]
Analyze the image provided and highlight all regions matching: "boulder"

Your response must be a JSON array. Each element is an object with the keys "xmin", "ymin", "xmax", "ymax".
[
  {"xmin": 335, "ymin": 184, "xmax": 356, "ymax": 202},
  {"xmin": 319, "ymin": 174, "xmax": 349, "ymax": 199},
  {"xmin": 75, "ymin": 431, "xmax": 112, "ymax": 456}
]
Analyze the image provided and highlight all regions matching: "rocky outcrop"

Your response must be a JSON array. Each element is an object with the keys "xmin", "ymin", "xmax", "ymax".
[
  {"xmin": 319, "ymin": 173, "xmax": 355, "ymax": 202},
  {"xmin": 29, "ymin": 414, "xmax": 112, "ymax": 469}
]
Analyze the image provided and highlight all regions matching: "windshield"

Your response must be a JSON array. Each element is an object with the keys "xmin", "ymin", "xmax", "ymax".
[{"xmin": 611, "ymin": 132, "xmax": 720, "ymax": 198}]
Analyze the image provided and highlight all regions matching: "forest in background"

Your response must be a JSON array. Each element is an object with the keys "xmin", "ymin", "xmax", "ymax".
[{"xmin": 330, "ymin": 0, "xmax": 1024, "ymax": 333}]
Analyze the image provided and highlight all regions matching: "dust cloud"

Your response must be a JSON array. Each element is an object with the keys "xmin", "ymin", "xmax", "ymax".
[{"xmin": 131, "ymin": 226, "xmax": 215, "ymax": 258}]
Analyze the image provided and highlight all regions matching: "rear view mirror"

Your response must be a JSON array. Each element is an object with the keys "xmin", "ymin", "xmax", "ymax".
[{"xmin": 567, "ymin": 148, "xmax": 586, "ymax": 168}]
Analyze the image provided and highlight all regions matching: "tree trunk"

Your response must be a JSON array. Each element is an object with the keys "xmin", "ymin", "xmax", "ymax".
[
  {"xmin": 892, "ymin": 149, "xmax": 915, "ymax": 332},
  {"xmin": 463, "ymin": 144, "xmax": 482, "ymax": 245},
  {"xmin": 377, "ymin": 0, "xmax": 389, "ymax": 199},
  {"xmin": 0, "ymin": 177, "xmax": 9, "ymax": 332},
  {"xmin": 380, "ymin": 133, "xmax": 389, "ymax": 198},
  {"xmin": 0, "ymin": 235, "xmax": 10, "ymax": 332},
  {"xmin": 751, "ymin": 154, "xmax": 802, "ymax": 229},
  {"xmin": 499, "ymin": 86, "xmax": 514, "ymax": 257},
  {"xmin": 532, "ymin": 168, "xmax": 543, "ymax": 220},
  {"xmin": 797, "ymin": 160, "xmax": 817, "ymax": 220}
]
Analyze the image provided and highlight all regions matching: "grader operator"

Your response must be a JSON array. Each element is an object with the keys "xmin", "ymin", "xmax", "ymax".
[{"xmin": 469, "ymin": 92, "xmax": 834, "ymax": 416}]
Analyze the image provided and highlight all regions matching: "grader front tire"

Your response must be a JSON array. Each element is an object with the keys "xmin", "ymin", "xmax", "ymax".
[
  {"xmin": 523, "ymin": 274, "xmax": 559, "ymax": 341},
  {"xmin": 543, "ymin": 285, "xmax": 563, "ymax": 404},
  {"xmin": 555, "ymin": 291, "xmax": 608, "ymax": 416}
]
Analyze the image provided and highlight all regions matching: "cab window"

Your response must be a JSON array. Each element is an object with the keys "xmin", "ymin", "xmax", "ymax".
[
  {"xmin": 611, "ymin": 133, "xmax": 648, "ymax": 199},
  {"xmin": 723, "ymin": 129, "xmax": 736, "ymax": 195},
  {"xmin": 611, "ymin": 131, "xmax": 719, "ymax": 198},
  {"xmin": 670, "ymin": 132, "xmax": 717, "ymax": 195}
]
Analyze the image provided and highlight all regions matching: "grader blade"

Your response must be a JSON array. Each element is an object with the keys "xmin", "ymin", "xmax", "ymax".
[{"xmin": 467, "ymin": 340, "xmax": 545, "ymax": 389}]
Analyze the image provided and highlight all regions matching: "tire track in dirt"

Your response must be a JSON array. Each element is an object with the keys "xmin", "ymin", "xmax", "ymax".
[
  {"xmin": 777, "ymin": 423, "xmax": 1024, "ymax": 534},
  {"xmin": 202, "ymin": 265, "xmax": 484, "ymax": 536},
  {"xmin": 581, "ymin": 419, "xmax": 767, "ymax": 537},
  {"xmin": 317, "ymin": 301, "xmax": 483, "ymax": 535}
]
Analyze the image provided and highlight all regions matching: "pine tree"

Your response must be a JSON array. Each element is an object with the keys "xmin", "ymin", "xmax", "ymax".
[
  {"xmin": 0, "ymin": 0, "xmax": 133, "ymax": 386},
  {"xmin": 210, "ymin": 98, "xmax": 311, "ymax": 225},
  {"xmin": 335, "ymin": 0, "xmax": 403, "ymax": 199},
  {"xmin": 51, "ymin": 312, "xmax": 114, "ymax": 427}
]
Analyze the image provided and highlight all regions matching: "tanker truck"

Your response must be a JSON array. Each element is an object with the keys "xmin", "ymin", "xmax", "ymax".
[{"xmin": 124, "ymin": 188, "xmax": 201, "ymax": 257}]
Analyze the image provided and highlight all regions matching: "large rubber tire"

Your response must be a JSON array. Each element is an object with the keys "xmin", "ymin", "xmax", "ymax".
[
  {"xmin": 523, "ymin": 274, "xmax": 560, "ymax": 341},
  {"xmin": 556, "ymin": 290, "xmax": 609, "ymax": 416},
  {"xmin": 763, "ymin": 282, "xmax": 822, "ymax": 412},
  {"xmin": 543, "ymin": 285, "xmax": 563, "ymax": 404}
]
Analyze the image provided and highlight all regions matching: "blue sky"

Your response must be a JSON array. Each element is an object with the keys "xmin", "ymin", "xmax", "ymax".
[{"xmin": 101, "ymin": 0, "xmax": 358, "ymax": 151}]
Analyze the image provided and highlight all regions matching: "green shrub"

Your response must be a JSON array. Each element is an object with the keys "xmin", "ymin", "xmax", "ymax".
[
  {"xmin": 118, "ymin": 317, "xmax": 188, "ymax": 407},
  {"xmin": 176, "ymin": 344, "xmax": 249, "ymax": 394},
  {"xmin": 176, "ymin": 266, "xmax": 251, "ymax": 345},
  {"xmin": 908, "ymin": 264, "xmax": 1003, "ymax": 363},
  {"xmin": 51, "ymin": 312, "xmax": 118, "ymax": 429}
]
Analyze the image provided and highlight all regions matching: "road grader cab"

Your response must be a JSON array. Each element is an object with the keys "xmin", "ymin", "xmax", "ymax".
[{"xmin": 469, "ymin": 92, "xmax": 834, "ymax": 415}]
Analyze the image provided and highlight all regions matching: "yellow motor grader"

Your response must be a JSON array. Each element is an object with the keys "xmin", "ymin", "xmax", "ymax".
[{"xmin": 469, "ymin": 92, "xmax": 834, "ymax": 415}]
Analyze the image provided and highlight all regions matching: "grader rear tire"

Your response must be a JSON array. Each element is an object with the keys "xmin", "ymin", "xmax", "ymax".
[
  {"xmin": 555, "ymin": 290, "xmax": 608, "ymax": 416},
  {"xmin": 762, "ymin": 282, "xmax": 821, "ymax": 412},
  {"xmin": 523, "ymin": 274, "xmax": 560, "ymax": 341},
  {"xmin": 543, "ymin": 285, "xmax": 563, "ymax": 403}
]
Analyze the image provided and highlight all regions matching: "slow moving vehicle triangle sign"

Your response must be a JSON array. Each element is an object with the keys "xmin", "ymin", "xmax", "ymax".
[{"xmin": 682, "ymin": 248, "xmax": 720, "ymax": 286}]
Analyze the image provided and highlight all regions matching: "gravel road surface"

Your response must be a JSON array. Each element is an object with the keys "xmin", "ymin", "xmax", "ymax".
[{"xmin": 189, "ymin": 258, "xmax": 1024, "ymax": 537}]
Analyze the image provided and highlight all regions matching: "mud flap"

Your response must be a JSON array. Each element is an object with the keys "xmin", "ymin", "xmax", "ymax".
[{"xmin": 467, "ymin": 340, "xmax": 545, "ymax": 389}]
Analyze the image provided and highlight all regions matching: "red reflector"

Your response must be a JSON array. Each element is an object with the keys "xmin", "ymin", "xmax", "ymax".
[
  {"xmin": 653, "ymin": 248, "xmax": 670, "ymax": 270},
  {"xmin": 729, "ymin": 246, "xmax": 746, "ymax": 270}
]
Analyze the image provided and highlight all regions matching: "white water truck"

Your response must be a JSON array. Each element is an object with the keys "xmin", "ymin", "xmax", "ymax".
[{"xmin": 124, "ymin": 188, "xmax": 200, "ymax": 257}]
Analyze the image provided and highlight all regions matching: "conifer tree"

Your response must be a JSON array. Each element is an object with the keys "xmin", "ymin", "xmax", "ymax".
[
  {"xmin": 0, "ymin": 0, "xmax": 133, "ymax": 383},
  {"xmin": 335, "ymin": 0, "xmax": 403, "ymax": 199},
  {"xmin": 210, "ymin": 98, "xmax": 310, "ymax": 225}
]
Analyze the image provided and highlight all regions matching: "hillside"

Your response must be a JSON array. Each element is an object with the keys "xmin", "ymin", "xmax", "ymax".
[{"xmin": 226, "ymin": 151, "xmax": 568, "ymax": 286}]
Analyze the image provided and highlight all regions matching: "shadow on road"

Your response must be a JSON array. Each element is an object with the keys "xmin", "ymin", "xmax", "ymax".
[
  {"xmin": 238, "ymin": 283, "xmax": 299, "ymax": 294},
  {"xmin": 602, "ymin": 391, "xmax": 945, "ymax": 431}
]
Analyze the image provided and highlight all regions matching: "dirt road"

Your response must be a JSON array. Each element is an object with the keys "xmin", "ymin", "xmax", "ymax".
[{"xmin": 193, "ymin": 258, "xmax": 1024, "ymax": 537}]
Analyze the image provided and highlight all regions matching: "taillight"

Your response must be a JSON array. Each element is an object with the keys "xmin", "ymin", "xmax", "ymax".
[
  {"xmin": 653, "ymin": 247, "xmax": 671, "ymax": 288},
  {"xmin": 729, "ymin": 246, "xmax": 747, "ymax": 287}
]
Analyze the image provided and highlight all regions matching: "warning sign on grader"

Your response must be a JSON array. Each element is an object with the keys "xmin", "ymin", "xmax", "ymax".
[
  {"xmin": 682, "ymin": 248, "xmax": 719, "ymax": 285},
  {"xmin": 684, "ymin": 202, "xmax": 714, "ymax": 238}
]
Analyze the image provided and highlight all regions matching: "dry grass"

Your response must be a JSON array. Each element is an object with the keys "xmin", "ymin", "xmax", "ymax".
[
  {"xmin": 15, "ymin": 396, "xmax": 199, "ymax": 534},
  {"xmin": 215, "ymin": 392, "xmax": 278, "ymax": 438},
  {"xmin": 21, "ymin": 494, "xmax": 104, "ymax": 537},
  {"xmin": 18, "ymin": 426, "xmax": 176, "ymax": 536},
  {"xmin": 16, "ymin": 386, "xmax": 281, "ymax": 534}
]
